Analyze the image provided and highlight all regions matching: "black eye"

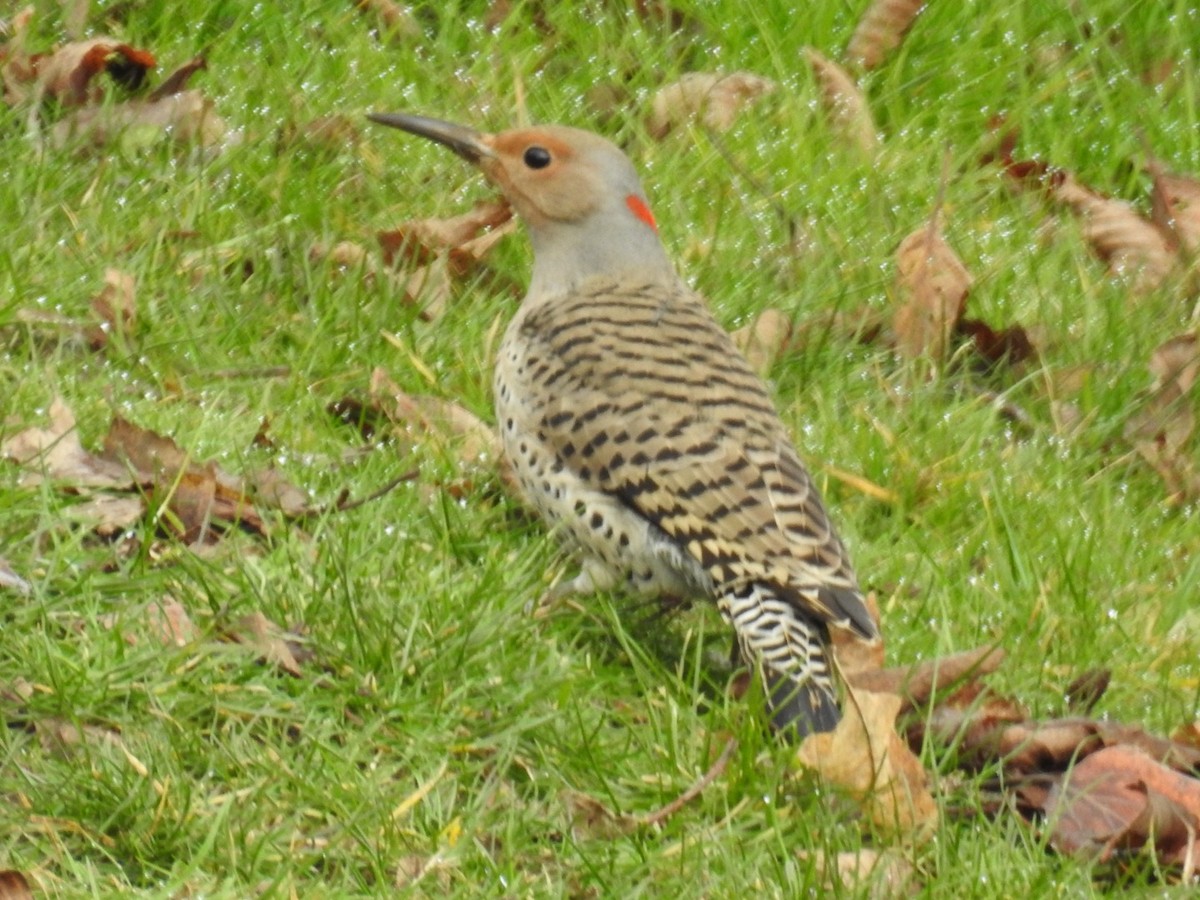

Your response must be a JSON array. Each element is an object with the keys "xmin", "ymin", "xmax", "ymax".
[{"xmin": 523, "ymin": 146, "xmax": 552, "ymax": 169}]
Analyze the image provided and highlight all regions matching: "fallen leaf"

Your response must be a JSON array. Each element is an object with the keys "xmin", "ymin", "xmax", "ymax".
[
  {"xmin": 52, "ymin": 88, "xmax": 226, "ymax": 149},
  {"xmin": 368, "ymin": 367, "xmax": 504, "ymax": 469},
  {"xmin": 1062, "ymin": 668, "xmax": 1111, "ymax": 715},
  {"xmin": 1058, "ymin": 172, "xmax": 1179, "ymax": 290},
  {"xmin": 32, "ymin": 37, "xmax": 155, "ymax": 107},
  {"xmin": 798, "ymin": 848, "xmax": 919, "ymax": 898},
  {"xmin": 0, "ymin": 870, "xmax": 34, "ymax": 900},
  {"xmin": 87, "ymin": 268, "xmax": 136, "ymax": 350},
  {"xmin": 0, "ymin": 7, "xmax": 36, "ymax": 106},
  {"xmin": 394, "ymin": 851, "xmax": 454, "ymax": 891},
  {"xmin": 62, "ymin": 493, "xmax": 146, "ymax": 535},
  {"xmin": 146, "ymin": 598, "xmax": 199, "ymax": 647},
  {"xmin": 1003, "ymin": 164, "xmax": 1182, "ymax": 292},
  {"xmin": 954, "ymin": 318, "xmax": 1036, "ymax": 368},
  {"xmin": 146, "ymin": 55, "xmax": 208, "ymax": 101},
  {"xmin": 1045, "ymin": 745, "xmax": 1200, "ymax": 865},
  {"xmin": 562, "ymin": 789, "xmax": 637, "ymax": 839},
  {"xmin": 848, "ymin": 644, "xmax": 1005, "ymax": 711},
  {"xmin": 646, "ymin": 71, "xmax": 776, "ymax": 139},
  {"xmin": 355, "ymin": 0, "xmax": 422, "ymax": 40},
  {"xmin": 1172, "ymin": 723, "xmax": 1200, "ymax": 750},
  {"xmin": 34, "ymin": 716, "xmax": 126, "ymax": 758},
  {"xmin": 846, "ymin": 0, "xmax": 927, "ymax": 70},
  {"xmin": 1124, "ymin": 333, "xmax": 1200, "ymax": 502},
  {"xmin": 378, "ymin": 200, "xmax": 513, "ymax": 267},
  {"xmin": 1148, "ymin": 157, "xmax": 1200, "ymax": 255},
  {"xmin": 1, "ymin": 398, "xmax": 132, "ymax": 488},
  {"xmin": 796, "ymin": 687, "xmax": 938, "ymax": 837},
  {"xmin": 244, "ymin": 467, "xmax": 311, "ymax": 517},
  {"xmin": 907, "ymin": 684, "xmax": 1029, "ymax": 766},
  {"xmin": 893, "ymin": 221, "xmax": 972, "ymax": 362},
  {"xmin": 805, "ymin": 48, "xmax": 879, "ymax": 155},
  {"xmin": 100, "ymin": 416, "xmax": 268, "ymax": 543},
  {"xmin": 310, "ymin": 240, "xmax": 450, "ymax": 320},
  {"xmin": 278, "ymin": 113, "xmax": 362, "ymax": 155},
  {"xmin": 227, "ymin": 612, "xmax": 305, "ymax": 677}
]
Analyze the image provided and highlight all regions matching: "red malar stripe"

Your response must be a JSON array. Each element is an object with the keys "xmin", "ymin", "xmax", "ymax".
[{"xmin": 625, "ymin": 194, "xmax": 658, "ymax": 232}]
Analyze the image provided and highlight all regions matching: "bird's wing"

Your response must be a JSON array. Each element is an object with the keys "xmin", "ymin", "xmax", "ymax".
[{"xmin": 515, "ymin": 279, "xmax": 877, "ymax": 638}]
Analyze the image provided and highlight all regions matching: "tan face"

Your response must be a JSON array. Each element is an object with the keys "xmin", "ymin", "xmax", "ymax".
[{"xmin": 478, "ymin": 129, "xmax": 604, "ymax": 228}]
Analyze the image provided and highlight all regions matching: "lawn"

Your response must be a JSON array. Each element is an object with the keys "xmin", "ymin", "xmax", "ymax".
[{"xmin": 1, "ymin": 0, "xmax": 1199, "ymax": 895}]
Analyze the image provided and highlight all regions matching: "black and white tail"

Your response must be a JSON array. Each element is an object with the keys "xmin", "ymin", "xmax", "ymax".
[{"xmin": 721, "ymin": 582, "xmax": 841, "ymax": 739}]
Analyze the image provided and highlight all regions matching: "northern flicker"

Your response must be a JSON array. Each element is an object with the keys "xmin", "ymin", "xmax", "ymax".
[{"xmin": 369, "ymin": 112, "xmax": 879, "ymax": 737}]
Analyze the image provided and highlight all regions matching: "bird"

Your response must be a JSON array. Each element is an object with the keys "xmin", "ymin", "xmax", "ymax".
[{"xmin": 368, "ymin": 111, "xmax": 879, "ymax": 738}]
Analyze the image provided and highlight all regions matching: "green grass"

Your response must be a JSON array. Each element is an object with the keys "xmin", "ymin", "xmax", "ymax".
[{"xmin": 2, "ymin": 0, "xmax": 1199, "ymax": 895}]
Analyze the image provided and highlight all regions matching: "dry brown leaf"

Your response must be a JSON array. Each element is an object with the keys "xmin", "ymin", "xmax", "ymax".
[
  {"xmin": 0, "ymin": 7, "xmax": 36, "ymax": 105},
  {"xmin": 798, "ymin": 848, "xmax": 919, "ymax": 898},
  {"xmin": 1045, "ymin": 745, "xmax": 1200, "ymax": 864},
  {"xmin": 279, "ymin": 113, "xmax": 362, "ymax": 155},
  {"xmin": 1, "ymin": 398, "xmax": 132, "ymax": 488},
  {"xmin": 1052, "ymin": 172, "xmax": 1178, "ymax": 292},
  {"xmin": 32, "ymin": 37, "xmax": 155, "ymax": 107},
  {"xmin": 244, "ymin": 467, "xmax": 311, "ymax": 518},
  {"xmin": 146, "ymin": 598, "xmax": 199, "ymax": 647},
  {"xmin": 394, "ymin": 852, "xmax": 454, "ymax": 891},
  {"xmin": 562, "ymin": 789, "xmax": 637, "ymax": 839},
  {"xmin": 378, "ymin": 200, "xmax": 513, "ymax": 267},
  {"xmin": 1124, "ymin": 333, "xmax": 1200, "ymax": 501},
  {"xmin": 908, "ymin": 684, "xmax": 1029, "ymax": 766},
  {"xmin": 1171, "ymin": 723, "xmax": 1200, "ymax": 750},
  {"xmin": 960, "ymin": 717, "xmax": 1200, "ymax": 776},
  {"xmin": 849, "ymin": 644, "xmax": 1005, "ymax": 711},
  {"xmin": 0, "ymin": 870, "xmax": 34, "ymax": 900},
  {"xmin": 796, "ymin": 687, "xmax": 937, "ymax": 837},
  {"xmin": 647, "ymin": 71, "xmax": 776, "ymax": 139},
  {"xmin": 52, "ymin": 88, "xmax": 226, "ymax": 149},
  {"xmin": 805, "ymin": 48, "xmax": 879, "ymax": 155},
  {"xmin": 730, "ymin": 307, "xmax": 793, "ymax": 375},
  {"xmin": 62, "ymin": 494, "xmax": 146, "ymax": 535},
  {"xmin": 355, "ymin": 0, "xmax": 421, "ymax": 40},
  {"xmin": 87, "ymin": 268, "xmax": 136, "ymax": 350},
  {"xmin": 846, "ymin": 0, "xmax": 926, "ymax": 70},
  {"xmin": 954, "ymin": 318, "xmax": 1036, "ymax": 368},
  {"xmin": 311, "ymin": 240, "xmax": 453, "ymax": 320},
  {"xmin": 1148, "ymin": 157, "xmax": 1200, "ymax": 255},
  {"xmin": 146, "ymin": 55, "xmax": 207, "ymax": 101},
  {"xmin": 369, "ymin": 368, "xmax": 503, "ymax": 468},
  {"xmin": 100, "ymin": 416, "xmax": 268, "ymax": 543},
  {"xmin": 35, "ymin": 716, "xmax": 124, "ymax": 757},
  {"xmin": 893, "ymin": 222, "xmax": 972, "ymax": 362},
  {"xmin": 228, "ymin": 612, "xmax": 304, "ymax": 677}
]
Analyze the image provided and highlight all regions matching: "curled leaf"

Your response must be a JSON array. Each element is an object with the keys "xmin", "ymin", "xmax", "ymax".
[
  {"xmin": 893, "ymin": 222, "xmax": 972, "ymax": 362},
  {"xmin": 846, "ymin": 0, "xmax": 927, "ymax": 71},
  {"xmin": 805, "ymin": 48, "xmax": 879, "ymax": 155},
  {"xmin": 796, "ymin": 687, "xmax": 937, "ymax": 837},
  {"xmin": 33, "ymin": 38, "xmax": 155, "ymax": 106},
  {"xmin": 52, "ymin": 89, "xmax": 226, "ymax": 149},
  {"xmin": 647, "ymin": 71, "xmax": 776, "ymax": 139}
]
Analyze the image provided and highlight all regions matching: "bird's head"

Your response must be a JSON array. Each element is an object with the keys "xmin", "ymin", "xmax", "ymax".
[{"xmin": 369, "ymin": 112, "xmax": 673, "ymax": 295}]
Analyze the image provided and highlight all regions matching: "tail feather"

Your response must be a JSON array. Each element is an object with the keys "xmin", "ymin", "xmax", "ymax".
[
  {"xmin": 765, "ymin": 666, "xmax": 839, "ymax": 740},
  {"xmin": 721, "ymin": 582, "xmax": 842, "ymax": 740}
]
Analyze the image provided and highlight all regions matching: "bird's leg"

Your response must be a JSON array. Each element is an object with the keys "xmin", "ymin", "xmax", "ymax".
[{"xmin": 529, "ymin": 557, "xmax": 617, "ymax": 617}]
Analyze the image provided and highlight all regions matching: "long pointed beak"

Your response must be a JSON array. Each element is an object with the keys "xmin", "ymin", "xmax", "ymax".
[{"xmin": 367, "ymin": 112, "xmax": 494, "ymax": 163}]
